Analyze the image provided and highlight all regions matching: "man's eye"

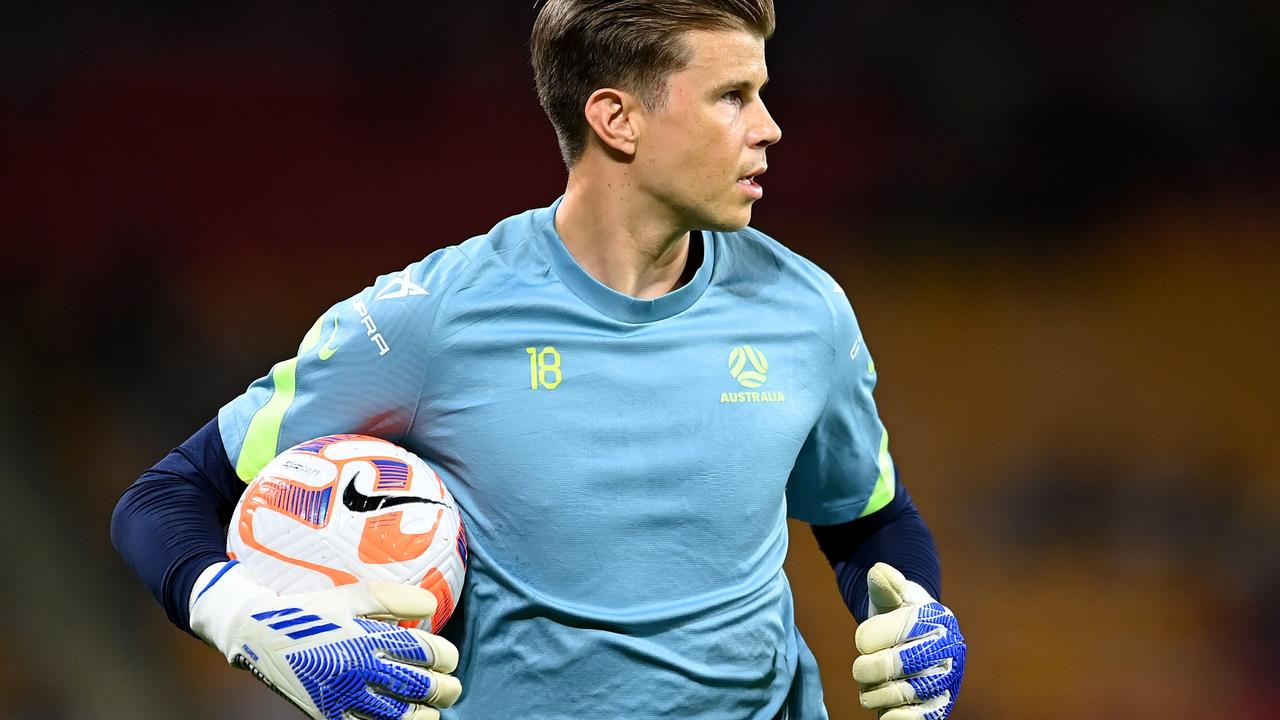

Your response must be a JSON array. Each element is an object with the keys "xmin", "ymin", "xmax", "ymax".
[{"xmin": 721, "ymin": 91, "xmax": 743, "ymax": 104}]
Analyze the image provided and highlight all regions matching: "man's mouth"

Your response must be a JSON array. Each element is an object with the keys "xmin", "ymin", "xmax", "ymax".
[
  {"xmin": 737, "ymin": 166, "xmax": 767, "ymax": 186},
  {"xmin": 737, "ymin": 165, "xmax": 767, "ymax": 197}
]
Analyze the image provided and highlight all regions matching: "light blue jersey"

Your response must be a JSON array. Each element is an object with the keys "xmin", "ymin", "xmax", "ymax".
[{"xmin": 219, "ymin": 198, "xmax": 896, "ymax": 719}]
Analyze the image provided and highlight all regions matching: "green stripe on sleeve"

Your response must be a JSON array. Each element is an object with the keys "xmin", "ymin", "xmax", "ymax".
[
  {"xmin": 233, "ymin": 313, "xmax": 327, "ymax": 482},
  {"xmin": 234, "ymin": 357, "xmax": 299, "ymax": 482},
  {"xmin": 858, "ymin": 429, "xmax": 897, "ymax": 517}
]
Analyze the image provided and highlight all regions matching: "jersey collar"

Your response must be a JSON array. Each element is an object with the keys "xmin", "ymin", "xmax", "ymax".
[{"xmin": 535, "ymin": 196, "xmax": 716, "ymax": 324}]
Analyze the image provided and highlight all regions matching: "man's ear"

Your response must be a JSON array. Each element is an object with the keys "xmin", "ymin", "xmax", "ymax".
[{"xmin": 582, "ymin": 88, "xmax": 641, "ymax": 158}]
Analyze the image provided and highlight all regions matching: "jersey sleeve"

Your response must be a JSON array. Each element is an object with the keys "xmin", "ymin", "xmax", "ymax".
[
  {"xmin": 218, "ymin": 249, "xmax": 467, "ymax": 482},
  {"xmin": 786, "ymin": 283, "xmax": 897, "ymax": 525}
]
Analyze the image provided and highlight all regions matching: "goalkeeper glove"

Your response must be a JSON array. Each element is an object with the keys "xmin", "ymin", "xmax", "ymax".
[
  {"xmin": 189, "ymin": 561, "xmax": 461, "ymax": 720},
  {"xmin": 853, "ymin": 562, "xmax": 966, "ymax": 720}
]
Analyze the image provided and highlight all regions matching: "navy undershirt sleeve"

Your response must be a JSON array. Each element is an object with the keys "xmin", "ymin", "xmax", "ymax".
[
  {"xmin": 810, "ymin": 475, "xmax": 941, "ymax": 622},
  {"xmin": 110, "ymin": 418, "xmax": 243, "ymax": 634}
]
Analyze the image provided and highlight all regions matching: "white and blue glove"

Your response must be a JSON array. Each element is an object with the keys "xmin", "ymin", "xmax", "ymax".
[
  {"xmin": 853, "ymin": 563, "xmax": 966, "ymax": 720},
  {"xmin": 189, "ymin": 561, "xmax": 461, "ymax": 720}
]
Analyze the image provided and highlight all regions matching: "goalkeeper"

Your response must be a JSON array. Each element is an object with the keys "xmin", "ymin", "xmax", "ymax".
[{"xmin": 111, "ymin": 1, "xmax": 966, "ymax": 718}]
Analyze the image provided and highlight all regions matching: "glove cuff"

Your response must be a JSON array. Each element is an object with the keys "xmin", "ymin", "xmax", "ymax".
[{"xmin": 189, "ymin": 560, "xmax": 276, "ymax": 662}]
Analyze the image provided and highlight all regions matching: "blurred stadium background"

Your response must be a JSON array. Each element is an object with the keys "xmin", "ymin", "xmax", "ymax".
[{"xmin": 2, "ymin": 2, "xmax": 1277, "ymax": 718}]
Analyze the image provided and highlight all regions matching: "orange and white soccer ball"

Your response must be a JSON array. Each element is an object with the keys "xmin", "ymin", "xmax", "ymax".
[{"xmin": 227, "ymin": 434, "xmax": 467, "ymax": 633}]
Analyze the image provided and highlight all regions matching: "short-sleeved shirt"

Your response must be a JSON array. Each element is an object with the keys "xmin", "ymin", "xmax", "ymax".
[{"xmin": 219, "ymin": 197, "xmax": 895, "ymax": 720}]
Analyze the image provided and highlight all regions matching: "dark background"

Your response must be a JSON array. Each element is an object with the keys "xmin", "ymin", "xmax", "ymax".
[{"xmin": 2, "ymin": 2, "xmax": 1278, "ymax": 718}]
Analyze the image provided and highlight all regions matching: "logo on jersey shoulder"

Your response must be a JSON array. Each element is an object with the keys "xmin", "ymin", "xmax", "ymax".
[
  {"xmin": 318, "ymin": 314, "xmax": 341, "ymax": 360},
  {"xmin": 375, "ymin": 269, "xmax": 428, "ymax": 302},
  {"xmin": 721, "ymin": 345, "xmax": 784, "ymax": 404},
  {"xmin": 353, "ymin": 300, "xmax": 390, "ymax": 356}
]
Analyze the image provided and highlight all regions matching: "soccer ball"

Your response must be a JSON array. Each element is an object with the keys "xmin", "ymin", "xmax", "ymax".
[{"xmin": 227, "ymin": 434, "xmax": 467, "ymax": 633}]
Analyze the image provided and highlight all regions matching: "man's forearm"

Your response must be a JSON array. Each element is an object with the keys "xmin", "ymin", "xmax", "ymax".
[
  {"xmin": 110, "ymin": 418, "xmax": 243, "ymax": 632},
  {"xmin": 811, "ymin": 477, "xmax": 941, "ymax": 622}
]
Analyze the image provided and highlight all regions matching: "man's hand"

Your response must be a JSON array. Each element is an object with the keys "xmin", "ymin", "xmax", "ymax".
[
  {"xmin": 853, "ymin": 563, "xmax": 965, "ymax": 720},
  {"xmin": 190, "ymin": 561, "xmax": 461, "ymax": 720}
]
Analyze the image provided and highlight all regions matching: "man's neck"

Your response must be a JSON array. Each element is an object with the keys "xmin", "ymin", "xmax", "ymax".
[{"xmin": 554, "ymin": 170, "xmax": 695, "ymax": 300}]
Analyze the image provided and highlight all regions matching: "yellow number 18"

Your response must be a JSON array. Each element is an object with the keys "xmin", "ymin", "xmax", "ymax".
[{"xmin": 526, "ymin": 346, "xmax": 562, "ymax": 390}]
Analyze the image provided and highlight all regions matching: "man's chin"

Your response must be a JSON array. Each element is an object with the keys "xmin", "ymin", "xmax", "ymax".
[{"xmin": 700, "ymin": 206, "xmax": 754, "ymax": 232}]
